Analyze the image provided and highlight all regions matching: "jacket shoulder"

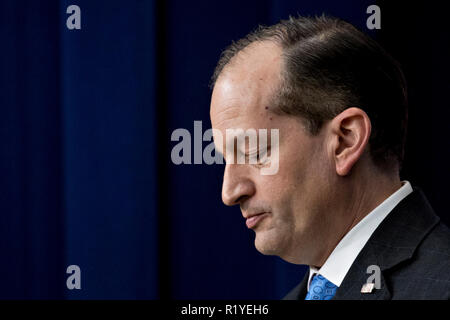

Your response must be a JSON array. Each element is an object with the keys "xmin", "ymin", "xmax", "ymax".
[
  {"xmin": 416, "ymin": 222, "xmax": 450, "ymax": 279},
  {"xmin": 387, "ymin": 222, "xmax": 450, "ymax": 299}
]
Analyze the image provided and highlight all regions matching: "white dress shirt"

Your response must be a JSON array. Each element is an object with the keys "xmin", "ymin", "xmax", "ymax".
[{"xmin": 307, "ymin": 181, "xmax": 413, "ymax": 290}]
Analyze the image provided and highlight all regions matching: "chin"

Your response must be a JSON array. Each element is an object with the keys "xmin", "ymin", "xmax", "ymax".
[{"xmin": 253, "ymin": 228, "xmax": 287, "ymax": 256}]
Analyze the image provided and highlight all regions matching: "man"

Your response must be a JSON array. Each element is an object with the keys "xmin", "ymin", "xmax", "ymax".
[{"xmin": 209, "ymin": 15, "xmax": 450, "ymax": 300}]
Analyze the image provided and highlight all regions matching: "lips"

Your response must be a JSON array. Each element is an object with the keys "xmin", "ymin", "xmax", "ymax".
[{"xmin": 245, "ymin": 212, "xmax": 269, "ymax": 229}]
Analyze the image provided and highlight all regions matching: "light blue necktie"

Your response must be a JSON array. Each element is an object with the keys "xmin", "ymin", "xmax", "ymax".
[{"xmin": 305, "ymin": 274, "xmax": 338, "ymax": 300}]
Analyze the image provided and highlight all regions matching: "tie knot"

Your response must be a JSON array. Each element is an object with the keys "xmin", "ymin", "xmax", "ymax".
[{"xmin": 305, "ymin": 274, "xmax": 338, "ymax": 300}]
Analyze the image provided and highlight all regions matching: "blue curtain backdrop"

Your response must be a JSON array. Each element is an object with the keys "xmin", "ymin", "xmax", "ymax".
[
  {"xmin": 1, "ymin": 0, "xmax": 159, "ymax": 299},
  {"xmin": 1, "ymin": 0, "xmax": 449, "ymax": 299}
]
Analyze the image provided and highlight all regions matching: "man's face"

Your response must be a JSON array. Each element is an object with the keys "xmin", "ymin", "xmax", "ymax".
[{"xmin": 210, "ymin": 41, "xmax": 337, "ymax": 265}]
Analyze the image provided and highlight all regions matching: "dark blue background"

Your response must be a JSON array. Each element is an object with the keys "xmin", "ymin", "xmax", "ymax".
[{"xmin": 1, "ymin": 0, "xmax": 448, "ymax": 299}]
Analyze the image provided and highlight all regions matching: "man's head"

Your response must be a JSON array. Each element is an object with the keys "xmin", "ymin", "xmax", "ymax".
[{"xmin": 209, "ymin": 15, "xmax": 408, "ymax": 266}]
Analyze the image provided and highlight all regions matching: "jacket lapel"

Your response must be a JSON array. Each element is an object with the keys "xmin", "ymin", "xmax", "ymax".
[{"xmin": 333, "ymin": 188, "xmax": 440, "ymax": 300}]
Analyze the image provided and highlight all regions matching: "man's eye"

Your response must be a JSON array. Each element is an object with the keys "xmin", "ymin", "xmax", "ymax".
[
  {"xmin": 246, "ymin": 149, "xmax": 269, "ymax": 166},
  {"xmin": 258, "ymin": 148, "xmax": 268, "ymax": 161},
  {"xmin": 245, "ymin": 152, "xmax": 258, "ymax": 163}
]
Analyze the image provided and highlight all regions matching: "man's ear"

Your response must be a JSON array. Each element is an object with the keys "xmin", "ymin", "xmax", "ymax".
[{"xmin": 329, "ymin": 107, "xmax": 371, "ymax": 176}]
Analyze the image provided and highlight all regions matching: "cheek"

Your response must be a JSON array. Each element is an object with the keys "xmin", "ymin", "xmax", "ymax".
[
  {"xmin": 272, "ymin": 140, "xmax": 330, "ymax": 214},
  {"xmin": 281, "ymin": 133, "xmax": 329, "ymax": 183},
  {"xmin": 256, "ymin": 175, "xmax": 296, "ymax": 223},
  {"xmin": 253, "ymin": 133, "xmax": 329, "ymax": 218},
  {"xmin": 277, "ymin": 146, "xmax": 311, "ymax": 189},
  {"xmin": 252, "ymin": 146, "xmax": 308, "ymax": 208},
  {"xmin": 254, "ymin": 175, "xmax": 285, "ymax": 204}
]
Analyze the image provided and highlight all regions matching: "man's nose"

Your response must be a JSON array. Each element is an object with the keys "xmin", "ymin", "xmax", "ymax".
[{"xmin": 221, "ymin": 164, "xmax": 255, "ymax": 206}]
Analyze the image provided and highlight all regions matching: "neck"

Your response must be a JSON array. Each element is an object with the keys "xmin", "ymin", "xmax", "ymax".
[
  {"xmin": 315, "ymin": 164, "xmax": 402, "ymax": 268},
  {"xmin": 345, "ymin": 172, "xmax": 401, "ymax": 233}
]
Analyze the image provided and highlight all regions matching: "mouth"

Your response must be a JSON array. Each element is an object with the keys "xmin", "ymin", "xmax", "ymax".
[{"xmin": 245, "ymin": 212, "xmax": 269, "ymax": 229}]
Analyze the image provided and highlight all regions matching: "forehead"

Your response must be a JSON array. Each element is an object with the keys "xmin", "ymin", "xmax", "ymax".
[{"xmin": 210, "ymin": 41, "xmax": 283, "ymax": 130}]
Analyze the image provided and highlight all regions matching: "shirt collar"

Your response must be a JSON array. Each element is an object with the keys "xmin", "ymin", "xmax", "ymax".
[{"xmin": 307, "ymin": 181, "xmax": 413, "ymax": 290}]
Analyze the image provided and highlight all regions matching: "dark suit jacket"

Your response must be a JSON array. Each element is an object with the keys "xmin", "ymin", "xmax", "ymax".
[{"xmin": 283, "ymin": 188, "xmax": 450, "ymax": 300}]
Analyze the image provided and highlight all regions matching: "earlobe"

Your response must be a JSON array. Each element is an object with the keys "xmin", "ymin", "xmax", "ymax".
[{"xmin": 332, "ymin": 108, "xmax": 371, "ymax": 176}]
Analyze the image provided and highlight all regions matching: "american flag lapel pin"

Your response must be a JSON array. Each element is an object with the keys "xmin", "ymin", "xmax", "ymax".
[{"xmin": 361, "ymin": 282, "xmax": 375, "ymax": 293}]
